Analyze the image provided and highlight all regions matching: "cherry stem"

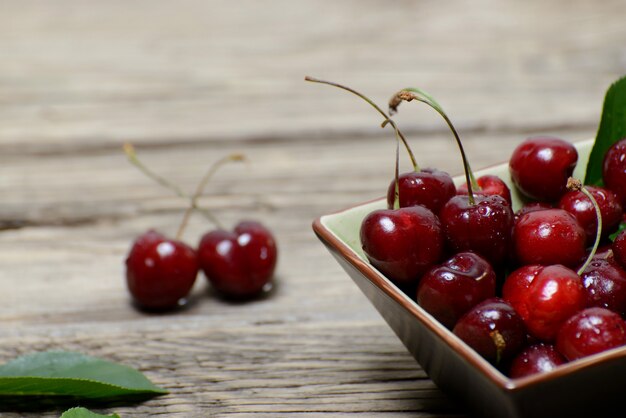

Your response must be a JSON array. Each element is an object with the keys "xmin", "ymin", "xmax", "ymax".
[
  {"xmin": 568, "ymin": 178, "xmax": 603, "ymax": 275},
  {"xmin": 382, "ymin": 119, "xmax": 402, "ymax": 209},
  {"xmin": 389, "ymin": 89, "xmax": 478, "ymax": 205},
  {"xmin": 123, "ymin": 143, "xmax": 225, "ymax": 235},
  {"xmin": 305, "ymin": 76, "xmax": 420, "ymax": 172},
  {"xmin": 175, "ymin": 153, "xmax": 246, "ymax": 240}
]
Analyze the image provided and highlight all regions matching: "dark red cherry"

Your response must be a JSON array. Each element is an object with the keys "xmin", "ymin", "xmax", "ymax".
[
  {"xmin": 513, "ymin": 202, "xmax": 553, "ymax": 225},
  {"xmin": 602, "ymin": 138, "xmax": 626, "ymax": 206},
  {"xmin": 453, "ymin": 298, "xmax": 526, "ymax": 364},
  {"xmin": 558, "ymin": 186, "xmax": 623, "ymax": 244},
  {"xmin": 513, "ymin": 209, "xmax": 586, "ymax": 268},
  {"xmin": 417, "ymin": 252, "xmax": 496, "ymax": 329},
  {"xmin": 509, "ymin": 344, "xmax": 566, "ymax": 378},
  {"xmin": 198, "ymin": 221, "xmax": 277, "ymax": 299},
  {"xmin": 509, "ymin": 136, "xmax": 578, "ymax": 202},
  {"xmin": 580, "ymin": 257, "xmax": 626, "ymax": 316},
  {"xmin": 456, "ymin": 174, "xmax": 512, "ymax": 206},
  {"xmin": 439, "ymin": 194, "xmax": 513, "ymax": 267},
  {"xmin": 556, "ymin": 307, "xmax": 626, "ymax": 361},
  {"xmin": 386, "ymin": 168, "xmax": 455, "ymax": 214},
  {"xmin": 502, "ymin": 264, "xmax": 585, "ymax": 341},
  {"xmin": 126, "ymin": 230, "xmax": 199, "ymax": 310},
  {"xmin": 613, "ymin": 230, "xmax": 626, "ymax": 270},
  {"xmin": 361, "ymin": 206, "xmax": 444, "ymax": 286}
]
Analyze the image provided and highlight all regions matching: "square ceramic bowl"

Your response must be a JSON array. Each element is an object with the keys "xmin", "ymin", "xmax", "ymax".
[{"xmin": 314, "ymin": 138, "xmax": 626, "ymax": 418}]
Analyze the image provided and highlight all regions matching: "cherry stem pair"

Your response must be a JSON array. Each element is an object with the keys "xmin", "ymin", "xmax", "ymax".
[{"xmin": 123, "ymin": 143, "xmax": 246, "ymax": 239}]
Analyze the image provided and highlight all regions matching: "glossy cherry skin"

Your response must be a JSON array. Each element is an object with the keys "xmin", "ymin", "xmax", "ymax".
[
  {"xmin": 513, "ymin": 209, "xmax": 586, "ymax": 268},
  {"xmin": 126, "ymin": 230, "xmax": 199, "ymax": 310},
  {"xmin": 198, "ymin": 221, "xmax": 277, "ymax": 299},
  {"xmin": 361, "ymin": 206, "xmax": 444, "ymax": 286},
  {"xmin": 509, "ymin": 136, "xmax": 578, "ymax": 202},
  {"xmin": 556, "ymin": 307, "xmax": 626, "ymax": 361},
  {"xmin": 603, "ymin": 138, "xmax": 626, "ymax": 206},
  {"xmin": 580, "ymin": 257, "xmax": 626, "ymax": 316},
  {"xmin": 613, "ymin": 230, "xmax": 626, "ymax": 270},
  {"xmin": 558, "ymin": 186, "xmax": 622, "ymax": 244},
  {"xmin": 456, "ymin": 174, "xmax": 513, "ymax": 206},
  {"xmin": 453, "ymin": 298, "xmax": 526, "ymax": 364},
  {"xmin": 386, "ymin": 168, "xmax": 456, "ymax": 214},
  {"xmin": 503, "ymin": 264, "xmax": 586, "ymax": 341},
  {"xmin": 509, "ymin": 344, "xmax": 566, "ymax": 378},
  {"xmin": 417, "ymin": 252, "xmax": 496, "ymax": 329},
  {"xmin": 513, "ymin": 202, "xmax": 553, "ymax": 225},
  {"xmin": 439, "ymin": 194, "xmax": 513, "ymax": 267}
]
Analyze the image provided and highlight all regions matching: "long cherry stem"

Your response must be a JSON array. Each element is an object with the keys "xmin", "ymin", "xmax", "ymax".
[
  {"xmin": 305, "ymin": 76, "xmax": 419, "ymax": 172},
  {"xmin": 389, "ymin": 88, "xmax": 478, "ymax": 205},
  {"xmin": 568, "ymin": 178, "xmax": 603, "ymax": 275},
  {"xmin": 175, "ymin": 153, "xmax": 246, "ymax": 239},
  {"xmin": 123, "ymin": 143, "xmax": 226, "ymax": 236}
]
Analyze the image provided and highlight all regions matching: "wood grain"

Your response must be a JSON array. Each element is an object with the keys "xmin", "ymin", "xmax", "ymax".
[{"xmin": 0, "ymin": 0, "xmax": 623, "ymax": 416}]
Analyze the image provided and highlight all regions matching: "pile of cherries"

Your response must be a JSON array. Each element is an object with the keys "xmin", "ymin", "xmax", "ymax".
[
  {"xmin": 123, "ymin": 146, "xmax": 278, "ymax": 311},
  {"xmin": 307, "ymin": 77, "xmax": 626, "ymax": 378}
]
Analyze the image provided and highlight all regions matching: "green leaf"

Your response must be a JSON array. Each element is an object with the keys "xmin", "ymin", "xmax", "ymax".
[
  {"xmin": 0, "ymin": 351, "xmax": 167, "ymax": 399},
  {"xmin": 609, "ymin": 222, "xmax": 626, "ymax": 241},
  {"xmin": 60, "ymin": 407, "xmax": 120, "ymax": 418},
  {"xmin": 585, "ymin": 76, "xmax": 626, "ymax": 186}
]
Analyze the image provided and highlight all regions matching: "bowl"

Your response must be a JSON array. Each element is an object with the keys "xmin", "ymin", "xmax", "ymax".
[{"xmin": 313, "ymin": 138, "xmax": 626, "ymax": 418}]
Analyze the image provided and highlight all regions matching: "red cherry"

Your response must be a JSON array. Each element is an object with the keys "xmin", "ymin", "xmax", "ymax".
[
  {"xmin": 509, "ymin": 136, "xmax": 578, "ymax": 201},
  {"xmin": 439, "ymin": 194, "xmax": 514, "ymax": 267},
  {"xmin": 558, "ymin": 186, "xmax": 623, "ymax": 243},
  {"xmin": 361, "ymin": 206, "xmax": 444, "ymax": 286},
  {"xmin": 456, "ymin": 174, "xmax": 513, "ymax": 206},
  {"xmin": 556, "ymin": 307, "xmax": 626, "ymax": 361},
  {"xmin": 513, "ymin": 209, "xmax": 586, "ymax": 268},
  {"xmin": 198, "ymin": 221, "xmax": 277, "ymax": 299},
  {"xmin": 453, "ymin": 297, "xmax": 526, "ymax": 364},
  {"xmin": 125, "ymin": 230, "xmax": 199, "ymax": 310},
  {"xmin": 602, "ymin": 138, "xmax": 626, "ymax": 206},
  {"xmin": 417, "ymin": 252, "xmax": 496, "ymax": 329},
  {"xmin": 503, "ymin": 264, "xmax": 586, "ymax": 341},
  {"xmin": 513, "ymin": 202, "xmax": 553, "ymax": 225},
  {"xmin": 386, "ymin": 168, "xmax": 456, "ymax": 214},
  {"xmin": 580, "ymin": 257, "xmax": 626, "ymax": 316},
  {"xmin": 509, "ymin": 343, "xmax": 566, "ymax": 378},
  {"xmin": 613, "ymin": 230, "xmax": 626, "ymax": 270}
]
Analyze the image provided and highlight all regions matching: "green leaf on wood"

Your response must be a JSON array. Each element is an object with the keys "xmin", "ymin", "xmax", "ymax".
[
  {"xmin": 585, "ymin": 76, "xmax": 626, "ymax": 186},
  {"xmin": 0, "ymin": 351, "xmax": 167, "ymax": 399},
  {"xmin": 60, "ymin": 407, "xmax": 120, "ymax": 418}
]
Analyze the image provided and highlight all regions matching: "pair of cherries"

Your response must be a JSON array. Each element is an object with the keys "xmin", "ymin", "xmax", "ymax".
[{"xmin": 123, "ymin": 146, "xmax": 277, "ymax": 311}]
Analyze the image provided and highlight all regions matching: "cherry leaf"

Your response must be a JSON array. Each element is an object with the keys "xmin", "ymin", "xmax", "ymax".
[
  {"xmin": 60, "ymin": 407, "xmax": 120, "ymax": 418},
  {"xmin": 0, "ymin": 351, "xmax": 166, "ymax": 399},
  {"xmin": 585, "ymin": 76, "xmax": 626, "ymax": 186}
]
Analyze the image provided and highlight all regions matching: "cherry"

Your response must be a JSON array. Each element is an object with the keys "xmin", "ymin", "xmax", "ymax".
[
  {"xmin": 453, "ymin": 297, "xmax": 526, "ymax": 364},
  {"xmin": 440, "ymin": 194, "xmax": 513, "ymax": 267},
  {"xmin": 513, "ymin": 202, "xmax": 552, "ymax": 225},
  {"xmin": 198, "ymin": 221, "xmax": 277, "ymax": 299},
  {"xmin": 386, "ymin": 168, "xmax": 455, "ymax": 214},
  {"xmin": 509, "ymin": 136, "xmax": 578, "ymax": 202},
  {"xmin": 417, "ymin": 252, "xmax": 496, "ymax": 329},
  {"xmin": 580, "ymin": 257, "xmax": 626, "ymax": 316},
  {"xmin": 502, "ymin": 264, "xmax": 586, "ymax": 341},
  {"xmin": 508, "ymin": 343, "xmax": 566, "ymax": 378},
  {"xmin": 456, "ymin": 174, "xmax": 512, "ymax": 206},
  {"xmin": 361, "ymin": 206, "xmax": 444, "ymax": 286},
  {"xmin": 388, "ymin": 88, "xmax": 513, "ymax": 267},
  {"xmin": 613, "ymin": 230, "xmax": 626, "ymax": 270},
  {"xmin": 125, "ymin": 230, "xmax": 199, "ymax": 310},
  {"xmin": 513, "ymin": 208, "xmax": 586, "ymax": 268},
  {"xmin": 602, "ymin": 138, "xmax": 626, "ymax": 206},
  {"xmin": 558, "ymin": 186, "xmax": 622, "ymax": 244},
  {"xmin": 556, "ymin": 307, "xmax": 626, "ymax": 361}
]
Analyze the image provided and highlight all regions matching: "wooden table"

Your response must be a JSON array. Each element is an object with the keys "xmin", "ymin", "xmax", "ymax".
[{"xmin": 1, "ymin": 1, "xmax": 625, "ymax": 416}]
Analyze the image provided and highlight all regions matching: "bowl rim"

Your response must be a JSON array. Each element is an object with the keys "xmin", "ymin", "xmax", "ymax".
[{"xmin": 312, "ymin": 140, "xmax": 626, "ymax": 392}]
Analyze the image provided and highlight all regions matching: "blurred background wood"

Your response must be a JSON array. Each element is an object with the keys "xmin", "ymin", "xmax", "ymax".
[{"xmin": 0, "ymin": 0, "xmax": 624, "ymax": 416}]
